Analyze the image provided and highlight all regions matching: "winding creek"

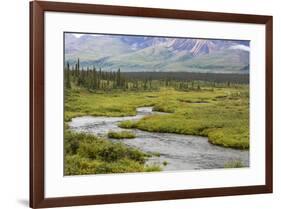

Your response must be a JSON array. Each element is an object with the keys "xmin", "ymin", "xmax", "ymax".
[{"xmin": 68, "ymin": 107, "xmax": 249, "ymax": 171}]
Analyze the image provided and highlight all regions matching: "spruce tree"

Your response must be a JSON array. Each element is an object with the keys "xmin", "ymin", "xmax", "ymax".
[
  {"xmin": 117, "ymin": 68, "xmax": 121, "ymax": 88},
  {"xmin": 65, "ymin": 62, "xmax": 71, "ymax": 89}
]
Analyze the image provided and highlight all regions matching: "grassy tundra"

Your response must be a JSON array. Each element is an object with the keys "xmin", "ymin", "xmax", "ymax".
[
  {"xmin": 65, "ymin": 85, "xmax": 249, "ymax": 150},
  {"xmin": 64, "ymin": 67, "xmax": 249, "ymax": 175}
]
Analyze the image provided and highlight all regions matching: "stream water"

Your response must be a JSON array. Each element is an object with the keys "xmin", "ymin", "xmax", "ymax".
[{"xmin": 68, "ymin": 107, "xmax": 249, "ymax": 171}]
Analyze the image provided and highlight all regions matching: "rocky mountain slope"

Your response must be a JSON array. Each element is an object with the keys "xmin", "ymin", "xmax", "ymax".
[{"xmin": 65, "ymin": 33, "xmax": 250, "ymax": 74}]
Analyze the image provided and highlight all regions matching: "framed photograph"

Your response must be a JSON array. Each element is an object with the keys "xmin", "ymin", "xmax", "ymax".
[{"xmin": 30, "ymin": 1, "xmax": 273, "ymax": 208}]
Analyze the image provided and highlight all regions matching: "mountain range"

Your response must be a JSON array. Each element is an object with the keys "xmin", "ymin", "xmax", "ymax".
[{"xmin": 65, "ymin": 33, "xmax": 250, "ymax": 74}]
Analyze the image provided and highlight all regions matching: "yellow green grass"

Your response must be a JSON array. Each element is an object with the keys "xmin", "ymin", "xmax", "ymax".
[
  {"xmin": 64, "ymin": 131, "xmax": 161, "ymax": 175},
  {"xmin": 224, "ymin": 160, "xmax": 244, "ymax": 168},
  {"xmin": 108, "ymin": 131, "xmax": 136, "ymax": 139},
  {"xmin": 65, "ymin": 86, "xmax": 249, "ymax": 149}
]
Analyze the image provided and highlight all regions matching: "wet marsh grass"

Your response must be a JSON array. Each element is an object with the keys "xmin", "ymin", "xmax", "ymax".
[
  {"xmin": 65, "ymin": 86, "xmax": 249, "ymax": 150},
  {"xmin": 224, "ymin": 160, "xmax": 244, "ymax": 168},
  {"xmin": 108, "ymin": 131, "xmax": 136, "ymax": 139},
  {"xmin": 64, "ymin": 131, "xmax": 161, "ymax": 175},
  {"xmin": 64, "ymin": 86, "xmax": 249, "ymax": 175}
]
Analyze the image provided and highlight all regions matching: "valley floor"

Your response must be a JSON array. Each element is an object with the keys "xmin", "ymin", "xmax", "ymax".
[{"xmin": 64, "ymin": 86, "xmax": 249, "ymax": 175}]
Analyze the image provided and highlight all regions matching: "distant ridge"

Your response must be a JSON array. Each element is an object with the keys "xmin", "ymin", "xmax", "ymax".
[{"xmin": 65, "ymin": 33, "xmax": 250, "ymax": 74}]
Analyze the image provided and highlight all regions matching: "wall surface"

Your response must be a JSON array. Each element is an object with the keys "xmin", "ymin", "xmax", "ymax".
[{"xmin": 0, "ymin": 0, "xmax": 280, "ymax": 208}]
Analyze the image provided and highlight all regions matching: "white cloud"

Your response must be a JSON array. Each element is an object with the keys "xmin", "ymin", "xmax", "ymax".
[
  {"xmin": 71, "ymin": 33, "xmax": 103, "ymax": 38},
  {"xmin": 72, "ymin": 33, "xmax": 84, "ymax": 38},
  {"xmin": 229, "ymin": 44, "xmax": 250, "ymax": 51}
]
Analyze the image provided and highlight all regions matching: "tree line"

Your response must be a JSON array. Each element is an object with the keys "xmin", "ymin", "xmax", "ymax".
[
  {"xmin": 65, "ymin": 58, "xmax": 128, "ymax": 90},
  {"xmin": 65, "ymin": 58, "xmax": 245, "ymax": 91},
  {"xmin": 122, "ymin": 72, "xmax": 249, "ymax": 84}
]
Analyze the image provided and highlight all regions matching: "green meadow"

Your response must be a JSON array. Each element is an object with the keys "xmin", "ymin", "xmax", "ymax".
[
  {"xmin": 64, "ymin": 65, "xmax": 249, "ymax": 175},
  {"xmin": 65, "ymin": 85, "xmax": 249, "ymax": 150}
]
